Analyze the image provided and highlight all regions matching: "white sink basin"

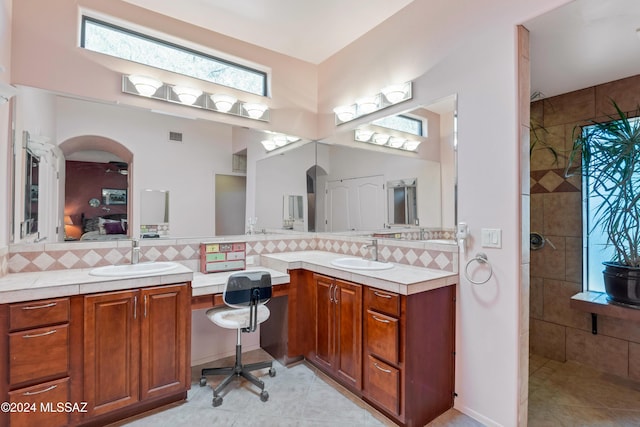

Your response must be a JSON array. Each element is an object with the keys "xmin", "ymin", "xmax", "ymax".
[
  {"xmin": 330, "ymin": 257, "xmax": 394, "ymax": 271},
  {"xmin": 89, "ymin": 262, "xmax": 179, "ymax": 277}
]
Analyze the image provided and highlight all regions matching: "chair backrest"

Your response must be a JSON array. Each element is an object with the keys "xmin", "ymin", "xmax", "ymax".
[{"xmin": 223, "ymin": 270, "xmax": 272, "ymax": 309}]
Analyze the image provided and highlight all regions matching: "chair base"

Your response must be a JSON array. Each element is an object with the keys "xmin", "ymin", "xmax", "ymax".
[{"xmin": 200, "ymin": 343, "xmax": 276, "ymax": 407}]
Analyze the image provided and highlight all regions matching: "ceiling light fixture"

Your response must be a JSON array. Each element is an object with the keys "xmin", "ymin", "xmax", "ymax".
[
  {"xmin": 122, "ymin": 74, "xmax": 269, "ymax": 122},
  {"xmin": 334, "ymin": 81, "xmax": 412, "ymax": 125}
]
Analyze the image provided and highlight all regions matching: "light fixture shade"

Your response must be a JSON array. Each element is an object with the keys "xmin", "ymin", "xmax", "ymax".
[
  {"xmin": 372, "ymin": 133, "xmax": 390, "ymax": 145},
  {"xmin": 381, "ymin": 83, "xmax": 409, "ymax": 104},
  {"xmin": 333, "ymin": 105, "xmax": 356, "ymax": 122},
  {"xmin": 404, "ymin": 140, "xmax": 421, "ymax": 151},
  {"xmin": 261, "ymin": 140, "xmax": 277, "ymax": 151},
  {"xmin": 211, "ymin": 93, "xmax": 237, "ymax": 112},
  {"xmin": 64, "ymin": 215, "xmax": 73, "ymax": 225},
  {"xmin": 128, "ymin": 75, "xmax": 163, "ymax": 97},
  {"xmin": 243, "ymin": 102, "xmax": 268, "ymax": 119},
  {"xmin": 172, "ymin": 85, "xmax": 202, "ymax": 105},
  {"xmin": 356, "ymin": 96, "xmax": 379, "ymax": 115},
  {"xmin": 388, "ymin": 136, "xmax": 407, "ymax": 148},
  {"xmin": 355, "ymin": 129, "xmax": 374, "ymax": 141}
]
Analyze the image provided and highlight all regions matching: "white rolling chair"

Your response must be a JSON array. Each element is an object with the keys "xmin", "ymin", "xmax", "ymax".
[{"xmin": 199, "ymin": 270, "xmax": 276, "ymax": 407}]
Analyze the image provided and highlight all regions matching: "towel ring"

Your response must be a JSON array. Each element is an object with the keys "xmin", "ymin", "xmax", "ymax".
[{"xmin": 464, "ymin": 252, "xmax": 493, "ymax": 285}]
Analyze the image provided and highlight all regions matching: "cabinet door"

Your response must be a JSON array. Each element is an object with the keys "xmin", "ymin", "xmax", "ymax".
[
  {"xmin": 84, "ymin": 290, "xmax": 140, "ymax": 417},
  {"xmin": 334, "ymin": 280, "xmax": 362, "ymax": 389},
  {"xmin": 140, "ymin": 284, "xmax": 189, "ymax": 400},
  {"xmin": 313, "ymin": 274, "xmax": 334, "ymax": 369}
]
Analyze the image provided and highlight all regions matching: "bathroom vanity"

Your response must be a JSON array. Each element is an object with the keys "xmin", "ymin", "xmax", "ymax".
[
  {"xmin": 261, "ymin": 251, "xmax": 457, "ymax": 427},
  {"xmin": 0, "ymin": 267, "xmax": 193, "ymax": 427}
]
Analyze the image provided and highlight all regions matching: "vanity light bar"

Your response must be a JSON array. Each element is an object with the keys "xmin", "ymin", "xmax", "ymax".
[
  {"xmin": 122, "ymin": 74, "xmax": 270, "ymax": 122},
  {"xmin": 334, "ymin": 81, "xmax": 412, "ymax": 125},
  {"xmin": 354, "ymin": 128, "xmax": 422, "ymax": 152},
  {"xmin": 260, "ymin": 133, "xmax": 301, "ymax": 152}
]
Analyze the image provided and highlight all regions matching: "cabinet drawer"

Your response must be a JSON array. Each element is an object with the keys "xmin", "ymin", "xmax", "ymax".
[
  {"xmin": 9, "ymin": 298, "xmax": 70, "ymax": 331},
  {"xmin": 365, "ymin": 310, "xmax": 399, "ymax": 364},
  {"xmin": 366, "ymin": 355, "xmax": 400, "ymax": 415},
  {"xmin": 365, "ymin": 288, "xmax": 399, "ymax": 317},
  {"xmin": 10, "ymin": 324, "xmax": 69, "ymax": 386},
  {"xmin": 9, "ymin": 377, "xmax": 70, "ymax": 427}
]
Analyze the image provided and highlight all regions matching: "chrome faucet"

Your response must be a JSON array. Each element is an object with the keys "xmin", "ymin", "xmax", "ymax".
[
  {"xmin": 131, "ymin": 239, "xmax": 141, "ymax": 264},
  {"xmin": 363, "ymin": 239, "xmax": 378, "ymax": 262}
]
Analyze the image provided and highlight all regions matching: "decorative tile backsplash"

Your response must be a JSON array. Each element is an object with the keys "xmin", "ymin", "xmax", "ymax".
[
  {"xmin": 0, "ymin": 246, "xmax": 8, "ymax": 277},
  {"xmin": 5, "ymin": 233, "xmax": 457, "ymax": 275}
]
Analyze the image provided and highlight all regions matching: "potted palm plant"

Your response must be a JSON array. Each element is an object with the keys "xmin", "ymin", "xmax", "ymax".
[{"xmin": 566, "ymin": 101, "xmax": 640, "ymax": 306}]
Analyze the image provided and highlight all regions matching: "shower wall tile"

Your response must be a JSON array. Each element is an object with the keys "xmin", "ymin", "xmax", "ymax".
[
  {"xmin": 531, "ymin": 236, "xmax": 565, "ymax": 280},
  {"xmin": 530, "ymin": 194, "xmax": 544, "ymax": 233},
  {"xmin": 530, "ymin": 318, "xmax": 565, "ymax": 361},
  {"xmin": 530, "ymin": 124, "xmax": 566, "ymax": 171},
  {"xmin": 599, "ymin": 316, "xmax": 640, "ymax": 344},
  {"xmin": 564, "ymin": 237, "xmax": 582, "ymax": 283},
  {"xmin": 630, "ymin": 342, "xmax": 640, "ymax": 382},
  {"xmin": 543, "ymin": 193, "xmax": 582, "ymax": 237},
  {"xmin": 542, "ymin": 279, "xmax": 590, "ymax": 330},
  {"xmin": 566, "ymin": 327, "xmax": 628, "ymax": 378},
  {"xmin": 530, "ymin": 276, "xmax": 544, "ymax": 320},
  {"xmin": 542, "ymin": 87, "xmax": 595, "ymax": 128},
  {"xmin": 595, "ymin": 74, "xmax": 640, "ymax": 117}
]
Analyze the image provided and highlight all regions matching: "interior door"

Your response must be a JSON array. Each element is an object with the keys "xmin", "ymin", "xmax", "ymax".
[{"xmin": 325, "ymin": 175, "xmax": 385, "ymax": 231}]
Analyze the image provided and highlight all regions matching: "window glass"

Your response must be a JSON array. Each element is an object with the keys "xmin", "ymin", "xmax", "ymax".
[
  {"xmin": 372, "ymin": 115, "xmax": 423, "ymax": 136},
  {"xmin": 81, "ymin": 17, "xmax": 267, "ymax": 96}
]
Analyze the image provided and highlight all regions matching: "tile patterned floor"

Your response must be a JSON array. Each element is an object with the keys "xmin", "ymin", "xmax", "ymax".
[
  {"xmin": 113, "ymin": 351, "xmax": 640, "ymax": 426},
  {"xmin": 529, "ymin": 354, "xmax": 640, "ymax": 427}
]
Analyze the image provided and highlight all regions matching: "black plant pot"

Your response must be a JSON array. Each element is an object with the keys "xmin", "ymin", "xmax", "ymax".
[{"xmin": 603, "ymin": 262, "xmax": 640, "ymax": 307}]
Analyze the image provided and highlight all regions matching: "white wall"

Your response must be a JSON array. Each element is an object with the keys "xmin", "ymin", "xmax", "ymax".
[{"xmin": 0, "ymin": 0, "xmax": 11, "ymax": 249}]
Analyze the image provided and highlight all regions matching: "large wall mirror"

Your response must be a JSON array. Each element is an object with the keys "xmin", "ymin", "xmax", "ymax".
[{"xmin": 10, "ymin": 85, "xmax": 456, "ymax": 245}]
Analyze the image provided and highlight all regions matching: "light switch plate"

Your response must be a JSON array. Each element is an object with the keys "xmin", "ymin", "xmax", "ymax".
[{"xmin": 481, "ymin": 228, "xmax": 502, "ymax": 248}]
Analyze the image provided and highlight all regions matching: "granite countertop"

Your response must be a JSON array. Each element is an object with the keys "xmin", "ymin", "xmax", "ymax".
[{"xmin": 260, "ymin": 250, "xmax": 458, "ymax": 295}]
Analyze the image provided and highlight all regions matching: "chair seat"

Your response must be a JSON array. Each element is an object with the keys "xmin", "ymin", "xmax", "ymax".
[{"xmin": 206, "ymin": 305, "xmax": 270, "ymax": 330}]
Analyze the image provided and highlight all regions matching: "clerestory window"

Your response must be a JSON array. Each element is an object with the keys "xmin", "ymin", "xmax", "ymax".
[{"xmin": 80, "ymin": 16, "xmax": 268, "ymax": 96}]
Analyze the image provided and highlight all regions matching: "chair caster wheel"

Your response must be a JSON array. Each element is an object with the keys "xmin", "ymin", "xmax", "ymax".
[
  {"xmin": 269, "ymin": 368, "xmax": 276, "ymax": 377},
  {"xmin": 212, "ymin": 396, "xmax": 223, "ymax": 407},
  {"xmin": 199, "ymin": 377, "xmax": 207, "ymax": 387},
  {"xmin": 260, "ymin": 390, "xmax": 269, "ymax": 402}
]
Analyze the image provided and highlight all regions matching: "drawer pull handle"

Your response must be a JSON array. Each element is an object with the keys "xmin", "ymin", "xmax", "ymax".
[
  {"xmin": 372, "ymin": 315, "xmax": 390, "ymax": 324},
  {"xmin": 22, "ymin": 302, "xmax": 57, "ymax": 310},
  {"xmin": 373, "ymin": 363, "xmax": 392, "ymax": 373},
  {"xmin": 373, "ymin": 291, "xmax": 392, "ymax": 299},
  {"xmin": 23, "ymin": 329, "xmax": 57, "ymax": 338},
  {"xmin": 23, "ymin": 385, "xmax": 57, "ymax": 396}
]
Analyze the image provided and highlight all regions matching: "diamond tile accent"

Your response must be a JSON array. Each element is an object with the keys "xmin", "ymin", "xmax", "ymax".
[
  {"xmin": 32, "ymin": 253, "xmax": 55, "ymax": 270},
  {"xmin": 9, "ymin": 254, "xmax": 30, "ymax": 272},
  {"xmin": 298, "ymin": 240, "xmax": 308, "ymax": 250},
  {"xmin": 288, "ymin": 240, "xmax": 299, "ymax": 251},
  {"xmin": 349, "ymin": 243, "xmax": 359, "ymax": 255},
  {"xmin": 405, "ymin": 249, "xmax": 418, "ymax": 265},
  {"xmin": 265, "ymin": 241, "xmax": 276, "ymax": 253},
  {"xmin": 58, "ymin": 251, "xmax": 81, "ymax": 269},
  {"xmin": 538, "ymin": 170, "xmax": 565, "ymax": 192},
  {"xmin": 163, "ymin": 246, "xmax": 179, "ymax": 261},
  {"xmin": 252, "ymin": 242, "xmax": 265, "ymax": 254},
  {"xmin": 435, "ymin": 252, "xmax": 452, "ymax": 270},
  {"xmin": 392, "ymin": 248, "xmax": 405, "ymax": 262},
  {"xmin": 82, "ymin": 250, "xmax": 103, "ymax": 267},
  {"xmin": 104, "ymin": 249, "xmax": 125, "ymax": 264},
  {"xmin": 145, "ymin": 247, "xmax": 162, "ymax": 262},
  {"xmin": 180, "ymin": 245, "xmax": 196, "ymax": 259},
  {"xmin": 419, "ymin": 251, "xmax": 434, "ymax": 267},
  {"xmin": 277, "ymin": 241, "xmax": 288, "ymax": 252},
  {"xmin": 379, "ymin": 246, "xmax": 392, "ymax": 261}
]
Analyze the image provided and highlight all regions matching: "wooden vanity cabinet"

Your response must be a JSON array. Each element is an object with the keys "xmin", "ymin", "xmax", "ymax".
[
  {"xmin": 0, "ymin": 297, "xmax": 83, "ymax": 427},
  {"xmin": 363, "ymin": 285, "xmax": 456, "ymax": 427},
  {"xmin": 312, "ymin": 273, "xmax": 362, "ymax": 391},
  {"xmin": 83, "ymin": 283, "xmax": 190, "ymax": 423}
]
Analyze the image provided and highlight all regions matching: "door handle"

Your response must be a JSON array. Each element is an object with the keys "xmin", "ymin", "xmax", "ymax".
[
  {"xmin": 373, "ymin": 362, "xmax": 392, "ymax": 373},
  {"xmin": 23, "ymin": 329, "xmax": 57, "ymax": 338},
  {"xmin": 372, "ymin": 315, "xmax": 390, "ymax": 324},
  {"xmin": 21, "ymin": 302, "xmax": 57, "ymax": 310},
  {"xmin": 329, "ymin": 284, "xmax": 334, "ymax": 303},
  {"xmin": 373, "ymin": 291, "xmax": 392, "ymax": 299}
]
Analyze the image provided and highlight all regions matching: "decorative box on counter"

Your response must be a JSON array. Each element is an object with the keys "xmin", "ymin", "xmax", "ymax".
[{"xmin": 199, "ymin": 242, "xmax": 246, "ymax": 273}]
